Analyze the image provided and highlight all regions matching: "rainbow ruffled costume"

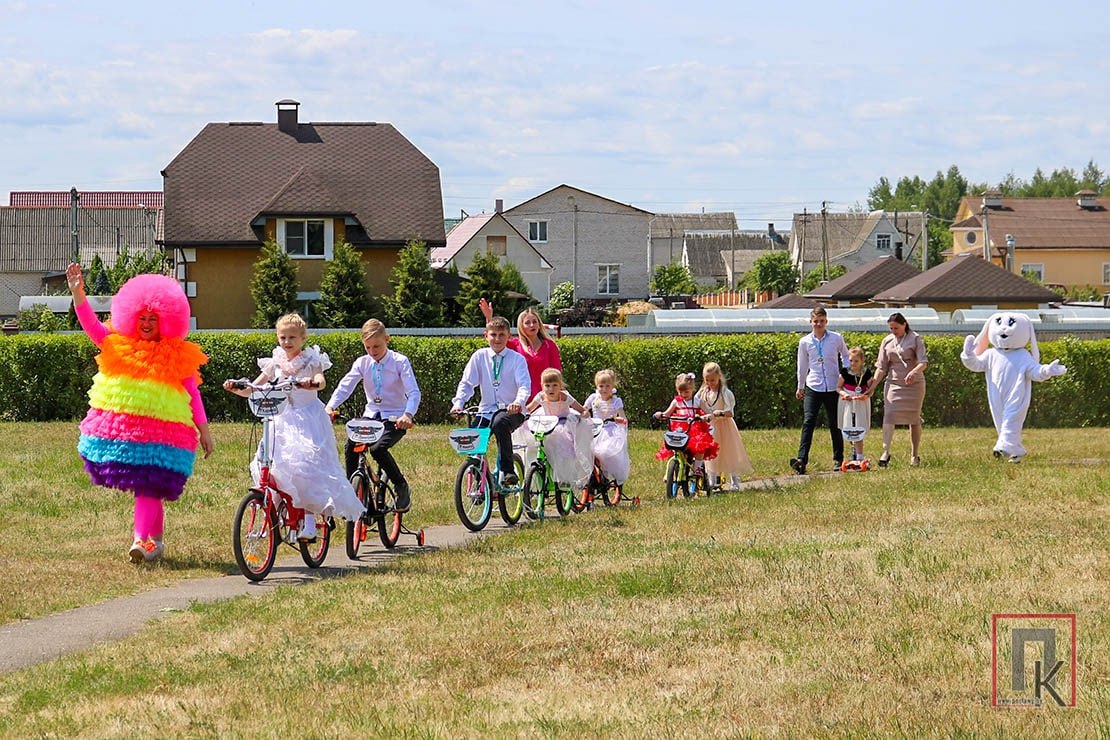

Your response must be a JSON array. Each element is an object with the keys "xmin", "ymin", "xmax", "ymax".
[{"xmin": 75, "ymin": 274, "xmax": 207, "ymax": 502}]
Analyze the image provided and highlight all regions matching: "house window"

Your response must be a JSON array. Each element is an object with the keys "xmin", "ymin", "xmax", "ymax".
[
  {"xmin": 597, "ymin": 264, "xmax": 620, "ymax": 295},
  {"xmin": 487, "ymin": 235, "xmax": 507, "ymax": 256},
  {"xmin": 528, "ymin": 221, "xmax": 548, "ymax": 243},
  {"xmin": 1102, "ymin": 263, "xmax": 1110, "ymax": 285},
  {"xmin": 876, "ymin": 233, "xmax": 891, "ymax": 250},
  {"xmin": 278, "ymin": 218, "xmax": 333, "ymax": 258},
  {"xmin": 965, "ymin": 231, "xmax": 977, "ymax": 245},
  {"xmin": 1021, "ymin": 263, "xmax": 1044, "ymax": 282}
]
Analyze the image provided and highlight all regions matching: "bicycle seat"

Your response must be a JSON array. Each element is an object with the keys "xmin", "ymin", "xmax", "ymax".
[{"xmin": 527, "ymin": 415, "xmax": 559, "ymax": 435}]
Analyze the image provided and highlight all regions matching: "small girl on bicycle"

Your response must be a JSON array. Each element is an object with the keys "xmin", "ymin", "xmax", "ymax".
[
  {"xmin": 837, "ymin": 346, "xmax": 876, "ymax": 462},
  {"xmin": 223, "ymin": 313, "xmax": 364, "ymax": 539},
  {"xmin": 582, "ymin": 368, "xmax": 631, "ymax": 485},
  {"xmin": 653, "ymin": 372, "xmax": 719, "ymax": 470},
  {"xmin": 525, "ymin": 367, "xmax": 593, "ymax": 486},
  {"xmin": 698, "ymin": 361, "xmax": 753, "ymax": 489}
]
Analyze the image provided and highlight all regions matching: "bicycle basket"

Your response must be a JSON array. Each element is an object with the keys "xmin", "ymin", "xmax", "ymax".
[
  {"xmin": 346, "ymin": 418, "xmax": 385, "ymax": 445},
  {"xmin": 663, "ymin": 430, "xmax": 689, "ymax": 450},
  {"xmin": 527, "ymin": 415, "xmax": 559, "ymax": 436},
  {"xmin": 248, "ymin": 390, "xmax": 289, "ymax": 418},
  {"xmin": 449, "ymin": 427, "xmax": 490, "ymax": 455}
]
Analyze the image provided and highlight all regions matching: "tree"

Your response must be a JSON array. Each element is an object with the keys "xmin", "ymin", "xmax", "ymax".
[
  {"xmin": 745, "ymin": 251, "xmax": 798, "ymax": 295},
  {"xmin": 386, "ymin": 239, "xmax": 446, "ymax": 328},
  {"xmin": 544, "ymin": 281, "xmax": 575, "ymax": 320},
  {"xmin": 315, "ymin": 240, "xmax": 375, "ymax": 328},
  {"xmin": 649, "ymin": 262, "xmax": 699, "ymax": 296},
  {"xmin": 249, "ymin": 240, "xmax": 300, "ymax": 328},
  {"xmin": 107, "ymin": 247, "xmax": 167, "ymax": 291},
  {"xmin": 498, "ymin": 261, "xmax": 535, "ymax": 319},
  {"xmin": 455, "ymin": 251, "xmax": 507, "ymax": 326},
  {"xmin": 800, "ymin": 263, "xmax": 847, "ymax": 293}
]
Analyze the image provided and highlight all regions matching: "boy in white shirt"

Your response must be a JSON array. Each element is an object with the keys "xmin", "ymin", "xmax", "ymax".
[
  {"xmin": 450, "ymin": 315, "xmax": 531, "ymax": 485},
  {"xmin": 326, "ymin": 319, "xmax": 421, "ymax": 512}
]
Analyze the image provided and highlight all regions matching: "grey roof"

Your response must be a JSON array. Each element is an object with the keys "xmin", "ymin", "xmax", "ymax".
[
  {"xmin": 0, "ymin": 206, "xmax": 162, "ymax": 273},
  {"xmin": 792, "ymin": 211, "xmax": 925, "ymax": 263},
  {"xmin": 162, "ymin": 115, "xmax": 445, "ymax": 247},
  {"xmin": 805, "ymin": 256, "xmax": 922, "ymax": 302},
  {"xmin": 760, "ymin": 293, "xmax": 821, "ymax": 309},
  {"xmin": 650, "ymin": 212, "xmax": 737, "ymax": 237}
]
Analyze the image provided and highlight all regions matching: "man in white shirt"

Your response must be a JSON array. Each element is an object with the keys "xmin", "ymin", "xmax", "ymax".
[
  {"xmin": 451, "ymin": 316, "xmax": 531, "ymax": 485},
  {"xmin": 791, "ymin": 307, "xmax": 849, "ymax": 474}
]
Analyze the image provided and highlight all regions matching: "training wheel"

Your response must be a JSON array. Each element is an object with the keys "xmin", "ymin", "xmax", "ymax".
[
  {"xmin": 633, "ymin": 496, "xmax": 641, "ymax": 506},
  {"xmin": 417, "ymin": 529, "xmax": 426, "ymax": 547}
]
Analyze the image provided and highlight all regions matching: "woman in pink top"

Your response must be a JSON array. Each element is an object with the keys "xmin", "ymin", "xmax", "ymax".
[{"xmin": 478, "ymin": 299, "xmax": 562, "ymax": 399}]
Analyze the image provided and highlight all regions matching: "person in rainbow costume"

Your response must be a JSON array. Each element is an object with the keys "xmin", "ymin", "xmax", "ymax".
[{"xmin": 66, "ymin": 263, "xmax": 214, "ymax": 563}]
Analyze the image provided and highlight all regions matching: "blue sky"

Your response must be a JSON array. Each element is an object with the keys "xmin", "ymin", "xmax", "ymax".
[{"xmin": 2, "ymin": 0, "xmax": 1108, "ymax": 228}]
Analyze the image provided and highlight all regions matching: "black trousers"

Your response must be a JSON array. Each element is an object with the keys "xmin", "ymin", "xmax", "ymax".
[
  {"xmin": 345, "ymin": 424, "xmax": 408, "ymax": 493},
  {"xmin": 796, "ymin": 388, "xmax": 843, "ymax": 465},
  {"xmin": 488, "ymin": 410, "xmax": 525, "ymax": 476}
]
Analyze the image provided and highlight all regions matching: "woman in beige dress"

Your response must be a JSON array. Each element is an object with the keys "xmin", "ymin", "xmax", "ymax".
[{"xmin": 871, "ymin": 312, "xmax": 928, "ymax": 467}]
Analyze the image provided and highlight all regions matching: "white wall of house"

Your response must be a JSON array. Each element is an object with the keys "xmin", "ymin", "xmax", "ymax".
[
  {"xmin": 448, "ymin": 219, "xmax": 553, "ymax": 301},
  {"xmin": 0, "ymin": 273, "xmax": 50, "ymax": 317},
  {"xmin": 505, "ymin": 186, "xmax": 651, "ymax": 300}
]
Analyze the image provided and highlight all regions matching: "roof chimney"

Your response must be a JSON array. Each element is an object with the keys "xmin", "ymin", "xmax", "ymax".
[
  {"xmin": 1076, "ymin": 189, "xmax": 1098, "ymax": 209},
  {"xmin": 495, "ymin": 199, "xmax": 503, "ymax": 214},
  {"xmin": 276, "ymin": 99, "xmax": 300, "ymax": 135},
  {"xmin": 981, "ymin": 189, "xmax": 1003, "ymax": 209}
]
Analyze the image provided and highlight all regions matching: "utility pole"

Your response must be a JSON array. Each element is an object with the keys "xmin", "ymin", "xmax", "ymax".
[
  {"xmin": 981, "ymin": 204, "xmax": 992, "ymax": 262},
  {"xmin": 800, "ymin": 208, "xmax": 807, "ymax": 276},
  {"xmin": 69, "ymin": 187, "xmax": 80, "ymax": 264},
  {"xmin": 820, "ymin": 201, "xmax": 829, "ymax": 281},
  {"xmin": 921, "ymin": 210, "xmax": 929, "ymax": 270}
]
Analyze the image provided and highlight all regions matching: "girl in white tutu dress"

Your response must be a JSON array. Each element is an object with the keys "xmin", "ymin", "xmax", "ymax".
[
  {"xmin": 224, "ymin": 313, "xmax": 365, "ymax": 538},
  {"xmin": 526, "ymin": 368, "xmax": 593, "ymax": 487},
  {"xmin": 697, "ymin": 362, "xmax": 753, "ymax": 489},
  {"xmin": 582, "ymin": 369, "xmax": 631, "ymax": 484}
]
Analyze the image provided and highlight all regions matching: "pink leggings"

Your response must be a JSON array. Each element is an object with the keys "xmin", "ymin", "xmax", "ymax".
[{"xmin": 133, "ymin": 494, "xmax": 165, "ymax": 540}]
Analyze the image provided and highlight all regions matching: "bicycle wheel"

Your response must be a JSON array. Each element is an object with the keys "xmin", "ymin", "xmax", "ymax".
[
  {"xmin": 498, "ymin": 454, "xmax": 525, "ymax": 525},
  {"xmin": 232, "ymin": 489, "xmax": 277, "ymax": 581},
  {"xmin": 664, "ymin": 457, "xmax": 680, "ymax": 499},
  {"xmin": 603, "ymin": 480, "xmax": 622, "ymax": 507},
  {"xmin": 454, "ymin": 459, "xmax": 491, "ymax": 532},
  {"xmin": 377, "ymin": 476, "xmax": 403, "ymax": 549},
  {"xmin": 522, "ymin": 464, "xmax": 545, "ymax": 521},
  {"xmin": 300, "ymin": 512, "xmax": 331, "ymax": 568},
  {"xmin": 555, "ymin": 479, "xmax": 574, "ymax": 517},
  {"xmin": 346, "ymin": 472, "xmax": 370, "ymax": 560}
]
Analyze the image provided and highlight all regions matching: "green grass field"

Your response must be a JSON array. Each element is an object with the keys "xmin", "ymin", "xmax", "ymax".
[{"xmin": 0, "ymin": 423, "xmax": 1106, "ymax": 735}]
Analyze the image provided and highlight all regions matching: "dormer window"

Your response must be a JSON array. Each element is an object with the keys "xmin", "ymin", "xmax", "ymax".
[
  {"xmin": 876, "ymin": 233, "xmax": 891, "ymax": 249},
  {"xmin": 277, "ymin": 218, "xmax": 334, "ymax": 259}
]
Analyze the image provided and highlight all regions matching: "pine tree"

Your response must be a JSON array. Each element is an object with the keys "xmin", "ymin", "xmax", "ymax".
[
  {"xmin": 249, "ymin": 240, "xmax": 300, "ymax": 328},
  {"xmin": 499, "ymin": 261, "xmax": 535, "ymax": 320},
  {"xmin": 386, "ymin": 239, "xmax": 446, "ymax": 327},
  {"xmin": 87, "ymin": 255, "xmax": 111, "ymax": 295},
  {"xmin": 316, "ymin": 240, "xmax": 375, "ymax": 328},
  {"xmin": 455, "ymin": 251, "xmax": 507, "ymax": 326}
]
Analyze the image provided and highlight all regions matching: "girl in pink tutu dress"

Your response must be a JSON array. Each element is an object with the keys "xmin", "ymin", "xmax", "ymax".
[
  {"xmin": 697, "ymin": 362, "xmax": 753, "ymax": 489},
  {"xmin": 582, "ymin": 369, "xmax": 631, "ymax": 484},
  {"xmin": 526, "ymin": 368, "xmax": 593, "ymax": 487},
  {"xmin": 654, "ymin": 372, "xmax": 719, "ymax": 473}
]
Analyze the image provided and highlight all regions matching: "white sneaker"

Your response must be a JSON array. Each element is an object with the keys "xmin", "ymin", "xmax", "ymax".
[
  {"xmin": 298, "ymin": 515, "xmax": 317, "ymax": 540},
  {"xmin": 144, "ymin": 539, "xmax": 164, "ymax": 561}
]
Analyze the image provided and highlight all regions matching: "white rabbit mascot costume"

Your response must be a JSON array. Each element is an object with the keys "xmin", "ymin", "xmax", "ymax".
[{"xmin": 960, "ymin": 312, "xmax": 1066, "ymax": 462}]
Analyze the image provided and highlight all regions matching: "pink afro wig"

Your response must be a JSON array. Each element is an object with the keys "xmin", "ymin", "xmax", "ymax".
[{"xmin": 110, "ymin": 274, "xmax": 192, "ymax": 340}]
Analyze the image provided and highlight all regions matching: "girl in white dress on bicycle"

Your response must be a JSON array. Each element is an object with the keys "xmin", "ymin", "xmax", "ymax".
[{"xmin": 223, "ymin": 313, "xmax": 364, "ymax": 539}]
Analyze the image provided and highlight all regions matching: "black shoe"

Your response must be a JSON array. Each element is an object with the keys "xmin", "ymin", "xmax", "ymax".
[
  {"xmin": 833, "ymin": 460, "xmax": 844, "ymax": 471},
  {"xmin": 393, "ymin": 487, "xmax": 411, "ymax": 513},
  {"xmin": 501, "ymin": 471, "xmax": 518, "ymax": 487},
  {"xmin": 789, "ymin": 457, "xmax": 806, "ymax": 475},
  {"xmin": 877, "ymin": 453, "xmax": 890, "ymax": 468}
]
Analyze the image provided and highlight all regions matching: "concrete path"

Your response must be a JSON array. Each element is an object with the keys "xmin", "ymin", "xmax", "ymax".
[{"xmin": 0, "ymin": 475, "xmax": 806, "ymax": 675}]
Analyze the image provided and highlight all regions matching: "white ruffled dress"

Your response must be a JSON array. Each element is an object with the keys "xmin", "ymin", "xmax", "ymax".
[
  {"xmin": 250, "ymin": 346, "xmax": 366, "ymax": 521},
  {"xmin": 583, "ymin": 393, "xmax": 631, "ymax": 484},
  {"xmin": 528, "ymin": 391, "xmax": 594, "ymax": 487}
]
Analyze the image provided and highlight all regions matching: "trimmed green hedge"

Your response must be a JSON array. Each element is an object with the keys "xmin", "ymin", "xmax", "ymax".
[{"xmin": 1, "ymin": 332, "xmax": 1106, "ymax": 428}]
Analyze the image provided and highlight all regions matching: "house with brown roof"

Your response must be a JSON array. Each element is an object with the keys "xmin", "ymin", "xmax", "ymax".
[
  {"xmin": 161, "ymin": 100, "xmax": 445, "ymax": 328},
  {"xmin": 789, "ymin": 210, "xmax": 926, "ymax": 277},
  {"xmin": 949, "ymin": 191, "xmax": 1110, "ymax": 291},
  {"xmin": 0, "ymin": 191, "xmax": 163, "ymax": 317},
  {"xmin": 804, "ymin": 255, "xmax": 921, "ymax": 307},
  {"xmin": 503, "ymin": 185, "xmax": 652, "ymax": 300},
  {"xmin": 432, "ymin": 203, "xmax": 553, "ymax": 301},
  {"xmin": 871, "ymin": 253, "xmax": 1059, "ymax": 312}
]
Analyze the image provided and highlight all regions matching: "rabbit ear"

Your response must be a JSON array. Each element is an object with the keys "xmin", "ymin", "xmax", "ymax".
[
  {"xmin": 1028, "ymin": 321, "xmax": 1040, "ymax": 363},
  {"xmin": 975, "ymin": 317, "xmax": 991, "ymax": 354}
]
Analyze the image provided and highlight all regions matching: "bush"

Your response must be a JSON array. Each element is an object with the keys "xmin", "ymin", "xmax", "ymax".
[
  {"xmin": 613, "ymin": 301, "xmax": 656, "ymax": 327},
  {"xmin": 2, "ymin": 332, "xmax": 1105, "ymax": 428}
]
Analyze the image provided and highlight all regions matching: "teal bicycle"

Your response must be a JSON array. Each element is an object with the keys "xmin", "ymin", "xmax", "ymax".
[
  {"xmin": 449, "ymin": 407, "xmax": 525, "ymax": 531},
  {"xmin": 522, "ymin": 414, "xmax": 576, "ymax": 520}
]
